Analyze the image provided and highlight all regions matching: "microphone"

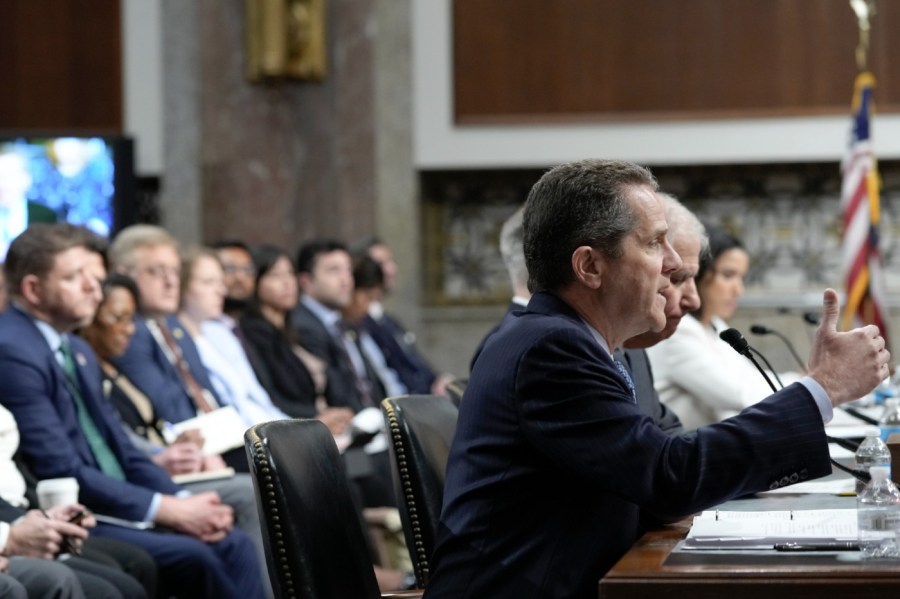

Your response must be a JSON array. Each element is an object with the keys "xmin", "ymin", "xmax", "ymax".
[
  {"xmin": 719, "ymin": 328, "xmax": 778, "ymax": 393},
  {"xmin": 803, "ymin": 312, "xmax": 820, "ymax": 326},
  {"xmin": 720, "ymin": 327, "xmax": 870, "ymax": 484},
  {"xmin": 750, "ymin": 324, "xmax": 806, "ymax": 372}
]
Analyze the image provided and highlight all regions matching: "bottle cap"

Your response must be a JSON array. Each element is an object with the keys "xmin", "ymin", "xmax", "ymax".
[{"xmin": 869, "ymin": 466, "xmax": 891, "ymax": 480}]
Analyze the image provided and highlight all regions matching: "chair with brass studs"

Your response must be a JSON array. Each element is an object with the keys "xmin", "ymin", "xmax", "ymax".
[
  {"xmin": 381, "ymin": 395, "xmax": 459, "ymax": 589},
  {"xmin": 245, "ymin": 419, "xmax": 423, "ymax": 598}
]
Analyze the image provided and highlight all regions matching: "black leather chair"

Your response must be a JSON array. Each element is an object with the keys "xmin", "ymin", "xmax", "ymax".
[
  {"xmin": 381, "ymin": 395, "xmax": 459, "ymax": 588},
  {"xmin": 245, "ymin": 419, "xmax": 423, "ymax": 599},
  {"xmin": 443, "ymin": 378, "xmax": 467, "ymax": 407}
]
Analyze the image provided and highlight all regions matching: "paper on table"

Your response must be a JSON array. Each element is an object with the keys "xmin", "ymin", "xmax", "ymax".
[
  {"xmin": 683, "ymin": 509, "xmax": 857, "ymax": 549},
  {"xmin": 171, "ymin": 406, "xmax": 247, "ymax": 456}
]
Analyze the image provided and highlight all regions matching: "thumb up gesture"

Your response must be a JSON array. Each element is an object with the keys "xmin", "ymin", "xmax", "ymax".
[{"xmin": 807, "ymin": 288, "xmax": 890, "ymax": 406}]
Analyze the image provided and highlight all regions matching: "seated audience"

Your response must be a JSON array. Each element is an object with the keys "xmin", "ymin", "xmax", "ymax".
[
  {"xmin": 239, "ymin": 244, "xmax": 351, "ymax": 428},
  {"xmin": 293, "ymin": 239, "xmax": 385, "ymax": 412},
  {"xmin": 179, "ymin": 246, "xmax": 289, "ymax": 426},
  {"xmin": 79, "ymin": 272, "xmax": 271, "ymax": 594},
  {"xmin": 0, "ymin": 407, "xmax": 154, "ymax": 599},
  {"xmin": 212, "ymin": 240, "xmax": 256, "ymax": 319},
  {"xmin": 0, "ymin": 223, "xmax": 266, "ymax": 599},
  {"xmin": 106, "ymin": 225, "xmax": 249, "ymax": 472},
  {"xmin": 343, "ymin": 255, "xmax": 408, "ymax": 398},
  {"xmin": 353, "ymin": 237, "xmax": 452, "ymax": 395},
  {"xmin": 292, "ymin": 240, "xmax": 397, "ymax": 508},
  {"xmin": 646, "ymin": 223, "xmax": 798, "ymax": 429}
]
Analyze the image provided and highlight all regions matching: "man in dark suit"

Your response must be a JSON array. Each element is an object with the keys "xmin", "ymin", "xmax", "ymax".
[
  {"xmin": 353, "ymin": 236, "xmax": 452, "ymax": 395},
  {"xmin": 425, "ymin": 159, "xmax": 889, "ymax": 598},
  {"xmin": 292, "ymin": 239, "xmax": 384, "ymax": 412},
  {"xmin": 107, "ymin": 225, "xmax": 223, "ymax": 425},
  {"xmin": 620, "ymin": 192, "xmax": 711, "ymax": 435},
  {"xmin": 0, "ymin": 223, "xmax": 265, "ymax": 599},
  {"xmin": 292, "ymin": 239, "xmax": 397, "ymax": 508}
]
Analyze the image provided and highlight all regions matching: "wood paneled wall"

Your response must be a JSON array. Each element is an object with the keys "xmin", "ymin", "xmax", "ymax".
[
  {"xmin": 0, "ymin": 0, "xmax": 122, "ymax": 132},
  {"xmin": 454, "ymin": 0, "xmax": 900, "ymax": 123}
]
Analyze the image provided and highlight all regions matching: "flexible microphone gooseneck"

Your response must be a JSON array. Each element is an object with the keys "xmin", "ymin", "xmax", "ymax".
[
  {"xmin": 841, "ymin": 406, "xmax": 880, "ymax": 426},
  {"xmin": 750, "ymin": 324, "xmax": 807, "ymax": 372},
  {"xmin": 719, "ymin": 328, "xmax": 870, "ymax": 485},
  {"xmin": 748, "ymin": 346, "xmax": 785, "ymax": 389},
  {"xmin": 719, "ymin": 328, "xmax": 779, "ymax": 393}
]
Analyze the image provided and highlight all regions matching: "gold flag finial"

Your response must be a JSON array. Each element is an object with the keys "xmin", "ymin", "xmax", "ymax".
[{"xmin": 850, "ymin": 0, "xmax": 876, "ymax": 70}]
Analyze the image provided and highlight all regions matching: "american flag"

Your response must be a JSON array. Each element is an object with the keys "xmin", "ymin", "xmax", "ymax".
[{"xmin": 840, "ymin": 72, "xmax": 889, "ymax": 347}]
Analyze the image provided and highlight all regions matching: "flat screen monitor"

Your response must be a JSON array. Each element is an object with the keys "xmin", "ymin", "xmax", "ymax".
[{"xmin": 0, "ymin": 133, "xmax": 136, "ymax": 261}]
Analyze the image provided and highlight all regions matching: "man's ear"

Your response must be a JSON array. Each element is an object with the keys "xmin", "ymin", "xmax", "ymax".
[
  {"xmin": 19, "ymin": 274, "xmax": 42, "ymax": 307},
  {"xmin": 571, "ymin": 246, "xmax": 603, "ymax": 290}
]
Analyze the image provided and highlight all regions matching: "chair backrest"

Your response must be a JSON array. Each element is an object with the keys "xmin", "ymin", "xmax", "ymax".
[
  {"xmin": 245, "ymin": 419, "xmax": 382, "ymax": 599},
  {"xmin": 381, "ymin": 395, "xmax": 459, "ymax": 588},
  {"xmin": 443, "ymin": 378, "xmax": 467, "ymax": 407}
]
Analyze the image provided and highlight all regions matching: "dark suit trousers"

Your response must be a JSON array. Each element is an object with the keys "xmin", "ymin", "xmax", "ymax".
[{"xmin": 93, "ymin": 523, "xmax": 264, "ymax": 599}]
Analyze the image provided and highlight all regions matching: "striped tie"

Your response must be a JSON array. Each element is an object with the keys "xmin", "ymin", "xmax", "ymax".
[{"xmin": 613, "ymin": 360, "xmax": 637, "ymax": 404}]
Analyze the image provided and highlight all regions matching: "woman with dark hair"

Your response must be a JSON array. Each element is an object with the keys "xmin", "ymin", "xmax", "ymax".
[
  {"xmin": 81, "ymin": 274, "xmax": 213, "ymax": 471},
  {"xmin": 646, "ymin": 223, "xmax": 799, "ymax": 429},
  {"xmin": 239, "ymin": 244, "xmax": 352, "ymax": 433}
]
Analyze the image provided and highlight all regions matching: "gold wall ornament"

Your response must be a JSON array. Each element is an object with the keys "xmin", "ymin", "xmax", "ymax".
[{"xmin": 245, "ymin": 0, "xmax": 327, "ymax": 82}]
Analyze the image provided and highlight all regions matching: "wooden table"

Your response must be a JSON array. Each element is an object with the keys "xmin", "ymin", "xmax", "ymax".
[{"xmin": 599, "ymin": 484, "xmax": 900, "ymax": 599}]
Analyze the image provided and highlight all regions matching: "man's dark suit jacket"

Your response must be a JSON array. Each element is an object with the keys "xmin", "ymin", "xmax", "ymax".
[
  {"xmin": 622, "ymin": 348, "xmax": 684, "ymax": 436},
  {"xmin": 0, "ymin": 306, "xmax": 181, "ymax": 520},
  {"xmin": 364, "ymin": 312, "xmax": 436, "ymax": 394},
  {"xmin": 469, "ymin": 302, "xmax": 526, "ymax": 373},
  {"xmin": 290, "ymin": 301, "xmax": 382, "ymax": 412},
  {"xmin": 427, "ymin": 292, "xmax": 831, "ymax": 599},
  {"xmin": 110, "ymin": 315, "xmax": 221, "ymax": 425}
]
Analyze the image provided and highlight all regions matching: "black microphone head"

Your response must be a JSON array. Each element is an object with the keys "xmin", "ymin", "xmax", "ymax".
[
  {"xmin": 750, "ymin": 324, "xmax": 771, "ymax": 335},
  {"xmin": 803, "ymin": 312, "xmax": 820, "ymax": 326},
  {"xmin": 719, "ymin": 328, "xmax": 751, "ymax": 356}
]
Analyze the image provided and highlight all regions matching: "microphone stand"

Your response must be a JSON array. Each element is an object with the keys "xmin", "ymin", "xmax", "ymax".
[{"xmin": 748, "ymin": 347, "xmax": 784, "ymax": 389}]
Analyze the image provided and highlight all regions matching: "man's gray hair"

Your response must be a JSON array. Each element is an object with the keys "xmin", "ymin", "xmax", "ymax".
[
  {"xmin": 658, "ymin": 192, "xmax": 708, "ymax": 258},
  {"xmin": 499, "ymin": 206, "xmax": 528, "ymax": 291},
  {"xmin": 108, "ymin": 225, "xmax": 179, "ymax": 274}
]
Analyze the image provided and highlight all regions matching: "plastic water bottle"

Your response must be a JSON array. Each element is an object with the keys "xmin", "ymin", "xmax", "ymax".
[
  {"xmin": 879, "ymin": 398, "xmax": 900, "ymax": 442},
  {"xmin": 857, "ymin": 465, "xmax": 900, "ymax": 558},
  {"xmin": 855, "ymin": 427, "xmax": 892, "ymax": 494}
]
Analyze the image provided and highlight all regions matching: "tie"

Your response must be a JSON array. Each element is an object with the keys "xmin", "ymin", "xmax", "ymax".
[
  {"xmin": 58, "ymin": 338, "xmax": 125, "ymax": 480},
  {"xmin": 613, "ymin": 359, "xmax": 637, "ymax": 404},
  {"xmin": 335, "ymin": 322, "xmax": 375, "ymax": 408},
  {"xmin": 155, "ymin": 319, "xmax": 216, "ymax": 413}
]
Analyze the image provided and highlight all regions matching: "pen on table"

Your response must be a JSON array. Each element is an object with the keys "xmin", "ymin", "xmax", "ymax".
[{"xmin": 774, "ymin": 541, "xmax": 860, "ymax": 552}]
